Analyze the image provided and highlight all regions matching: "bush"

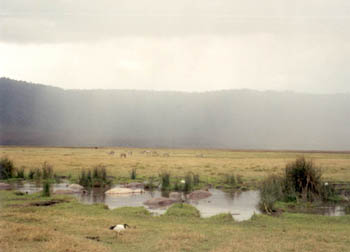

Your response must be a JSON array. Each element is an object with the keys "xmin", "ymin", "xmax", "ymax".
[
  {"xmin": 320, "ymin": 183, "xmax": 338, "ymax": 202},
  {"xmin": 160, "ymin": 172, "xmax": 171, "ymax": 191},
  {"xmin": 42, "ymin": 162, "xmax": 54, "ymax": 179},
  {"xmin": 259, "ymin": 175, "xmax": 284, "ymax": 213},
  {"xmin": 0, "ymin": 157, "xmax": 15, "ymax": 179},
  {"xmin": 16, "ymin": 166, "xmax": 26, "ymax": 179},
  {"xmin": 183, "ymin": 173, "xmax": 193, "ymax": 193},
  {"xmin": 42, "ymin": 181, "xmax": 51, "ymax": 197},
  {"xmin": 28, "ymin": 168, "xmax": 35, "ymax": 180},
  {"xmin": 34, "ymin": 168, "xmax": 42, "ymax": 180},
  {"xmin": 165, "ymin": 203, "xmax": 200, "ymax": 218},
  {"xmin": 78, "ymin": 169, "xmax": 89, "ymax": 187},
  {"xmin": 130, "ymin": 168, "xmax": 137, "ymax": 180},
  {"xmin": 259, "ymin": 157, "xmax": 328, "ymax": 214},
  {"xmin": 173, "ymin": 179, "xmax": 181, "ymax": 191},
  {"xmin": 285, "ymin": 157, "xmax": 322, "ymax": 201},
  {"xmin": 78, "ymin": 165, "xmax": 110, "ymax": 187}
]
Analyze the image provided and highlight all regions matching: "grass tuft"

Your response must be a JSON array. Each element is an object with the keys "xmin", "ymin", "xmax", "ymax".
[
  {"xmin": 130, "ymin": 168, "xmax": 137, "ymax": 180},
  {"xmin": 42, "ymin": 181, "xmax": 51, "ymax": 197},
  {"xmin": 164, "ymin": 203, "xmax": 200, "ymax": 218},
  {"xmin": 0, "ymin": 157, "xmax": 15, "ymax": 179},
  {"xmin": 160, "ymin": 172, "xmax": 171, "ymax": 191},
  {"xmin": 79, "ymin": 165, "xmax": 111, "ymax": 187}
]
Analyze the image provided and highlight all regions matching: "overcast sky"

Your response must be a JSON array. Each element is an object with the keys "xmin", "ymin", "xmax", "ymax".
[{"xmin": 0, "ymin": 0, "xmax": 349, "ymax": 93}]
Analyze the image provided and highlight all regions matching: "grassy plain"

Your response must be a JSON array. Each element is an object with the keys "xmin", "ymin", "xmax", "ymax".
[
  {"xmin": 1, "ymin": 146, "xmax": 350, "ymax": 184},
  {"xmin": 1, "ymin": 190, "xmax": 350, "ymax": 252},
  {"xmin": 1, "ymin": 147, "xmax": 350, "ymax": 251}
]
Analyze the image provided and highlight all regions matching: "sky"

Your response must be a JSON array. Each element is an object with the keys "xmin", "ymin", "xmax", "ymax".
[{"xmin": 0, "ymin": 0, "xmax": 349, "ymax": 93}]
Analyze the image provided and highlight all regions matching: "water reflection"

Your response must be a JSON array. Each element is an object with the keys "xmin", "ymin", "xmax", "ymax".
[
  {"xmin": 9, "ymin": 182, "xmax": 348, "ymax": 221},
  {"xmin": 189, "ymin": 189, "xmax": 260, "ymax": 221}
]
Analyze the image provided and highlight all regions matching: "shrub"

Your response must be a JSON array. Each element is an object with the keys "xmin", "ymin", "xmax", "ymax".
[
  {"xmin": 0, "ymin": 157, "xmax": 15, "ymax": 179},
  {"xmin": 16, "ymin": 166, "xmax": 26, "ymax": 179},
  {"xmin": 259, "ymin": 175, "xmax": 284, "ymax": 213},
  {"xmin": 183, "ymin": 173, "xmax": 193, "ymax": 193},
  {"xmin": 42, "ymin": 181, "xmax": 51, "ymax": 197},
  {"xmin": 173, "ymin": 179, "xmax": 181, "ymax": 191},
  {"xmin": 78, "ymin": 169, "xmax": 89, "ymax": 187},
  {"xmin": 285, "ymin": 157, "xmax": 322, "ymax": 201},
  {"xmin": 28, "ymin": 168, "xmax": 35, "ymax": 180},
  {"xmin": 78, "ymin": 165, "xmax": 110, "ymax": 187},
  {"xmin": 42, "ymin": 162, "xmax": 54, "ymax": 179},
  {"xmin": 259, "ymin": 157, "xmax": 327, "ymax": 214},
  {"xmin": 130, "ymin": 168, "xmax": 137, "ymax": 180},
  {"xmin": 34, "ymin": 168, "xmax": 42, "ymax": 180},
  {"xmin": 320, "ymin": 183, "xmax": 338, "ymax": 202},
  {"xmin": 160, "ymin": 172, "xmax": 171, "ymax": 191}
]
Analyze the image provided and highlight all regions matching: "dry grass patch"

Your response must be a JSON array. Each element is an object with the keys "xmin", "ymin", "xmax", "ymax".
[
  {"xmin": 0, "ymin": 221, "xmax": 110, "ymax": 252},
  {"xmin": 156, "ymin": 231, "xmax": 206, "ymax": 252},
  {"xmin": 2, "ymin": 147, "xmax": 350, "ymax": 183}
]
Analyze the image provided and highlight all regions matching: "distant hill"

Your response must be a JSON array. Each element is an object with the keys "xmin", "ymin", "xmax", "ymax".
[{"xmin": 1, "ymin": 77, "xmax": 349, "ymax": 150}]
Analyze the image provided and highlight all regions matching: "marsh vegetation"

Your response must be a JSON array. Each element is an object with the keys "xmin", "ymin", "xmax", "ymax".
[{"xmin": 259, "ymin": 157, "xmax": 346, "ymax": 214}]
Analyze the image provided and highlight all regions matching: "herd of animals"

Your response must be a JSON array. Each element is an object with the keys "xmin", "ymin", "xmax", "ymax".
[
  {"xmin": 106, "ymin": 150, "xmax": 205, "ymax": 158},
  {"xmin": 107, "ymin": 150, "xmax": 172, "ymax": 158}
]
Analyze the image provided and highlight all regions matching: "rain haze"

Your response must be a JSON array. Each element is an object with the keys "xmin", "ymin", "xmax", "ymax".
[
  {"xmin": 0, "ymin": 1, "xmax": 350, "ymax": 150},
  {"xmin": 1, "ymin": 0, "xmax": 350, "ymax": 93}
]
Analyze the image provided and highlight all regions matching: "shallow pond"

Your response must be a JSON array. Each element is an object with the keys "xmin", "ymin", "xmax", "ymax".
[
  {"xmin": 10, "ymin": 182, "xmax": 260, "ymax": 221},
  {"xmin": 8, "ymin": 182, "xmax": 349, "ymax": 220}
]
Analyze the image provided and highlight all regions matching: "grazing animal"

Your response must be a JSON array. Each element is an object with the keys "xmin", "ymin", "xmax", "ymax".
[
  {"xmin": 120, "ymin": 153, "xmax": 127, "ymax": 158},
  {"xmin": 110, "ymin": 224, "xmax": 130, "ymax": 235}
]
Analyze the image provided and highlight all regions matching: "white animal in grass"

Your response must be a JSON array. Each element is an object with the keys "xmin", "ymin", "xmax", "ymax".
[{"xmin": 109, "ymin": 224, "xmax": 130, "ymax": 235}]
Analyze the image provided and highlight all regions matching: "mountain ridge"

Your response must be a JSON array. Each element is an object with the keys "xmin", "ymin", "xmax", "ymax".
[{"xmin": 1, "ymin": 77, "xmax": 349, "ymax": 150}]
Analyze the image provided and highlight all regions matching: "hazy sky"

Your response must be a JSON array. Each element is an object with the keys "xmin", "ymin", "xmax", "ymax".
[{"xmin": 1, "ymin": 0, "xmax": 349, "ymax": 93}]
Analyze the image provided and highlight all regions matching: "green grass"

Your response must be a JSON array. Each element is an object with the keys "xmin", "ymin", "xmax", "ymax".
[
  {"xmin": 164, "ymin": 203, "xmax": 200, "ymax": 218},
  {"xmin": 1, "ymin": 190, "xmax": 350, "ymax": 252}
]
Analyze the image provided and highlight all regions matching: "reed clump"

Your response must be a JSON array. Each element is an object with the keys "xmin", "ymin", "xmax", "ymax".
[
  {"xmin": 42, "ymin": 181, "xmax": 51, "ymax": 197},
  {"xmin": 0, "ymin": 157, "xmax": 15, "ymax": 179},
  {"xmin": 130, "ymin": 168, "xmax": 137, "ymax": 180},
  {"xmin": 260, "ymin": 157, "xmax": 327, "ymax": 213},
  {"xmin": 160, "ymin": 172, "xmax": 171, "ymax": 191},
  {"xmin": 16, "ymin": 166, "xmax": 26, "ymax": 179},
  {"xmin": 78, "ymin": 165, "xmax": 111, "ymax": 187}
]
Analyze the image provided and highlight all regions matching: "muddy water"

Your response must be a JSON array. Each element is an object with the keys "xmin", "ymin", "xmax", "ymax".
[
  {"xmin": 9, "ymin": 182, "xmax": 260, "ymax": 220},
  {"xmin": 9, "ymin": 182, "xmax": 348, "ymax": 220}
]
